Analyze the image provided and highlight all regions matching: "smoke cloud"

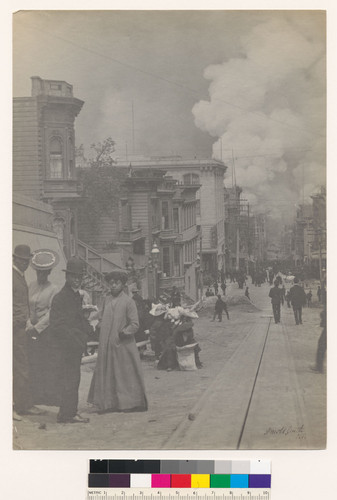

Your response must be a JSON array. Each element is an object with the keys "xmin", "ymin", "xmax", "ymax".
[{"xmin": 192, "ymin": 14, "xmax": 325, "ymax": 223}]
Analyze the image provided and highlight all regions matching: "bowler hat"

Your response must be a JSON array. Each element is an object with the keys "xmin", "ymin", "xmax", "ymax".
[
  {"xmin": 63, "ymin": 257, "xmax": 86, "ymax": 275},
  {"xmin": 13, "ymin": 244, "xmax": 32, "ymax": 260},
  {"xmin": 31, "ymin": 249, "xmax": 60, "ymax": 271}
]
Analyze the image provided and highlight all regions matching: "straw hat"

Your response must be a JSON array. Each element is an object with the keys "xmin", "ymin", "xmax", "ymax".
[{"xmin": 31, "ymin": 249, "xmax": 59, "ymax": 271}]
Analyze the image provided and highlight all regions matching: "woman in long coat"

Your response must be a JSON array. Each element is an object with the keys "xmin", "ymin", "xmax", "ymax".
[{"xmin": 88, "ymin": 271, "xmax": 147, "ymax": 413}]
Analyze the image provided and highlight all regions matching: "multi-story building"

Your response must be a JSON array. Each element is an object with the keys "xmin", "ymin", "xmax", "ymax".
[
  {"xmin": 310, "ymin": 187, "xmax": 326, "ymax": 280},
  {"xmin": 117, "ymin": 157, "xmax": 227, "ymax": 281},
  {"xmin": 253, "ymin": 213, "xmax": 267, "ymax": 263},
  {"xmin": 116, "ymin": 168, "xmax": 200, "ymax": 300},
  {"xmin": 294, "ymin": 204, "xmax": 314, "ymax": 265},
  {"xmin": 13, "ymin": 76, "xmax": 84, "ymax": 258}
]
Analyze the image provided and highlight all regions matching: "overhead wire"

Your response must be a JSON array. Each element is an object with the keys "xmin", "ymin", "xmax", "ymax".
[{"xmin": 14, "ymin": 18, "xmax": 325, "ymax": 139}]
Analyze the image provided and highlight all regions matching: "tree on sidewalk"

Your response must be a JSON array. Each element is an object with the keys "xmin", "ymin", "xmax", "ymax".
[{"xmin": 77, "ymin": 138, "xmax": 127, "ymax": 242}]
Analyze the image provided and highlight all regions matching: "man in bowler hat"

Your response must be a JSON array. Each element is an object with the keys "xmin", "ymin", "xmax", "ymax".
[
  {"xmin": 269, "ymin": 279, "xmax": 282, "ymax": 324},
  {"xmin": 49, "ymin": 257, "xmax": 92, "ymax": 423},
  {"xmin": 13, "ymin": 244, "xmax": 45, "ymax": 420},
  {"xmin": 289, "ymin": 277, "xmax": 307, "ymax": 325}
]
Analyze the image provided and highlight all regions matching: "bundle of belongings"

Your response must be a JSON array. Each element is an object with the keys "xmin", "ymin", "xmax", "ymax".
[{"xmin": 149, "ymin": 302, "xmax": 202, "ymax": 371}]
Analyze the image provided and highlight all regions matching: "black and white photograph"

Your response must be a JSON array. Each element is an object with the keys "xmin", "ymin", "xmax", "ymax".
[{"xmin": 12, "ymin": 9, "xmax": 327, "ymax": 452}]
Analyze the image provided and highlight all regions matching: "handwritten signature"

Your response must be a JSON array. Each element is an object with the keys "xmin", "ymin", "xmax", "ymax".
[{"xmin": 264, "ymin": 424, "xmax": 305, "ymax": 438}]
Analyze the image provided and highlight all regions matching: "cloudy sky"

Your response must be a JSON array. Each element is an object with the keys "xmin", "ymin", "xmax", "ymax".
[{"xmin": 13, "ymin": 10, "xmax": 326, "ymax": 221}]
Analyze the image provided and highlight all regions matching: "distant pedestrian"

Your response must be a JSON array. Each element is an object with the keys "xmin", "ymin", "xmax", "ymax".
[
  {"xmin": 306, "ymin": 290, "xmax": 312, "ymax": 307},
  {"xmin": 220, "ymin": 281, "xmax": 226, "ymax": 295},
  {"xmin": 88, "ymin": 271, "xmax": 147, "ymax": 413},
  {"xmin": 281, "ymin": 285, "xmax": 286, "ymax": 305},
  {"xmin": 245, "ymin": 287, "xmax": 250, "ymax": 300},
  {"xmin": 269, "ymin": 280, "xmax": 282, "ymax": 324},
  {"xmin": 289, "ymin": 277, "xmax": 307, "ymax": 325},
  {"xmin": 285, "ymin": 290, "xmax": 291, "ymax": 308},
  {"xmin": 317, "ymin": 286, "xmax": 322, "ymax": 303},
  {"xmin": 211, "ymin": 295, "xmax": 229, "ymax": 322},
  {"xmin": 49, "ymin": 257, "xmax": 92, "ymax": 424},
  {"xmin": 170, "ymin": 286, "xmax": 181, "ymax": 307},
  {"xmin": 213, "ymin": 281, "xmax": 219, "ymax": 295}
]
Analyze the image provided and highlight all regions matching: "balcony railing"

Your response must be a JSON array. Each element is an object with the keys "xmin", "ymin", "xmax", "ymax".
[{"xmin": 118, "ymin": 227, "xmax": 143, "ymax": 242}]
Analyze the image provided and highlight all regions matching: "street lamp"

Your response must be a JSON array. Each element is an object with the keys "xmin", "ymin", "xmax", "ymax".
[{"xmin": 150, "ymin": 242, "xmax": 160, "ymax": 300}]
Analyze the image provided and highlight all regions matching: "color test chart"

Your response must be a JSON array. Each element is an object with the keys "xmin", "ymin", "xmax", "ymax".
[{"xmin": 88, "ymin": 460, "xmax": 271, "ymax": 500}]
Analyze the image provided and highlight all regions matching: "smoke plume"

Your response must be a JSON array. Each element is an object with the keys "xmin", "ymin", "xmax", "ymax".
[{"xmin": 192, "ymin": 14, "xmax": 325, "ymax": 223}]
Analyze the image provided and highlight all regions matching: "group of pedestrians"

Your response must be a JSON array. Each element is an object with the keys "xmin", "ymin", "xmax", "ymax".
[
  {"xmin": 13, "ymin": 244, "xmax": 148, "ymax": 424},
  {"xmin": 269, "ymin": 276, "xmax": 307, "ymax": 325}
]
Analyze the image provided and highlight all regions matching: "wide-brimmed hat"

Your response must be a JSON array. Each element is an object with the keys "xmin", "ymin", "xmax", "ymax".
[
  {"xmin": 13, "ymin": 244, "xmax": 32, "ymax": 261},
  {"xmin": 31, "ymin": 249, "xmax": 59, "ymax": 271},
  {"xmin": 63, "ymin": 257, "xmax": 86, "ymax": 275},
  {"xmin": 105, "ymin": 270, "xmax": 129, "ymax": 284}
]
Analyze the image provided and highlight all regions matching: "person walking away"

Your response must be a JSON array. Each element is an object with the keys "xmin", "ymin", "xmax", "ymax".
[
  {"xmin": 88, "ymin": 271, "xmax": 147, "ymax": 413},
  {"xmin": 49, "ymin": 258, "xmax": 91, "ymax": 424},
  {"xmin": 306, "ymin": 289, "xmax": 313, "ymax": 308},
  {"xmin": 289, "ymin": 277, "xmax": 307, "ymax": 325},
  {"xmin": 310, "ymin": 306, "xmax": 327, "ymax": 373},
  {"xmin": 26, "ymin": 249, "xmax": 59, "ymax": 405},
  {"xmin": 13, "ymin": 245, "xmax": 45, "ymax": 420},
  {"xmin": 211, "ymin": 295, "xmax": 229, "ymax": 322},
  {"xmin": 170, "ymin": 286, "xmax": 181, "ymax": 307},
  {"xmin": 269, "ymin": 280, "xmax": 282, "ymax": 324}
]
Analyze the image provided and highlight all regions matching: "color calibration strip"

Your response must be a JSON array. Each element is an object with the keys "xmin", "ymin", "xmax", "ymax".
[{"xmin": 88, "ymin": 460, "xmax": 271, "ymax": 489}]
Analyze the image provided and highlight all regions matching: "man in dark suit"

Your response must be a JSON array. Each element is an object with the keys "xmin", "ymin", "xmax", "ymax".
[
  {"xmin": 269, "ymin": 280, "xmax": 282, "ymax": 323},
  {"xmin": 289, "ymin": 277, "xmax": 307, "ymax": 325},
  {"xmin": 13, "ymin": 244, "xmax": 45, "ymax": 420},
  {"xmin": 49, "ymin": 257, "xmax": 92, "ymax": 424}
]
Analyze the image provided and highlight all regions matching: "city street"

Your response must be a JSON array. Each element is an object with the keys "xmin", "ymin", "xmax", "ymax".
[{"xmin": 13, "ymin": 279, "xmax": 326, "ymax": 450}]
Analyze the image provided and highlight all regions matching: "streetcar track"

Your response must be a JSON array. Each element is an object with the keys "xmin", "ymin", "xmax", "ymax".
[
  {"xmin": 236, "ymin": 317, "xmax": 272, "ymax": 449},
  {"xmin": 161, "ymin": 317, "xmax": 271, "ymax": 449}
]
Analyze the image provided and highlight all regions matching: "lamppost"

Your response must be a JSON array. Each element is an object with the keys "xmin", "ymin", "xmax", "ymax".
[{"xmin": 150, "ymin": 242, "xmax": 160, "ymax": 300}]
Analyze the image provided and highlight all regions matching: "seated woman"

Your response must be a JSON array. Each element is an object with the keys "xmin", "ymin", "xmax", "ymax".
[
  {"xmin": 157, "ymin": 307, "xmax": 202, "ymax": 371},
  {"xmin": 174, "ymin": 315, "xmax": 202, "ymax": 369}
]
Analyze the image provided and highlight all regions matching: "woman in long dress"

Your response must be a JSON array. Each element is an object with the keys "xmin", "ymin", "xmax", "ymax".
[
  {"xmin": 88, "ymin": 271, "xmax": 147, "ymax": 413},
  {"xmin": 26, "ymin": 249, "xmax": 59, "ymax": 405}
]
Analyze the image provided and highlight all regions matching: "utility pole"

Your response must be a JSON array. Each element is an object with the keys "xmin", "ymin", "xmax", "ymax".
[
  {"xmin": 131, "ymin": 101, "xmax": 135, "ymax": 155},
  {"xmin": 199, "ymin": 229, "xmax": 203, "ymax": 300},
  {"xmin": 247, "ymin": 202, "xmax": 250, "ymax": 276}
]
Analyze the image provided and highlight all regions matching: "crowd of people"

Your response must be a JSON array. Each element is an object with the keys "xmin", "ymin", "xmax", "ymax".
[
  {"xmin": 12, "ymin": 245, "xmax": 204, "ymax": 424},
  {"xmin": 13, "ymin": 244, "xmax": 326, "ymax": 424}
]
